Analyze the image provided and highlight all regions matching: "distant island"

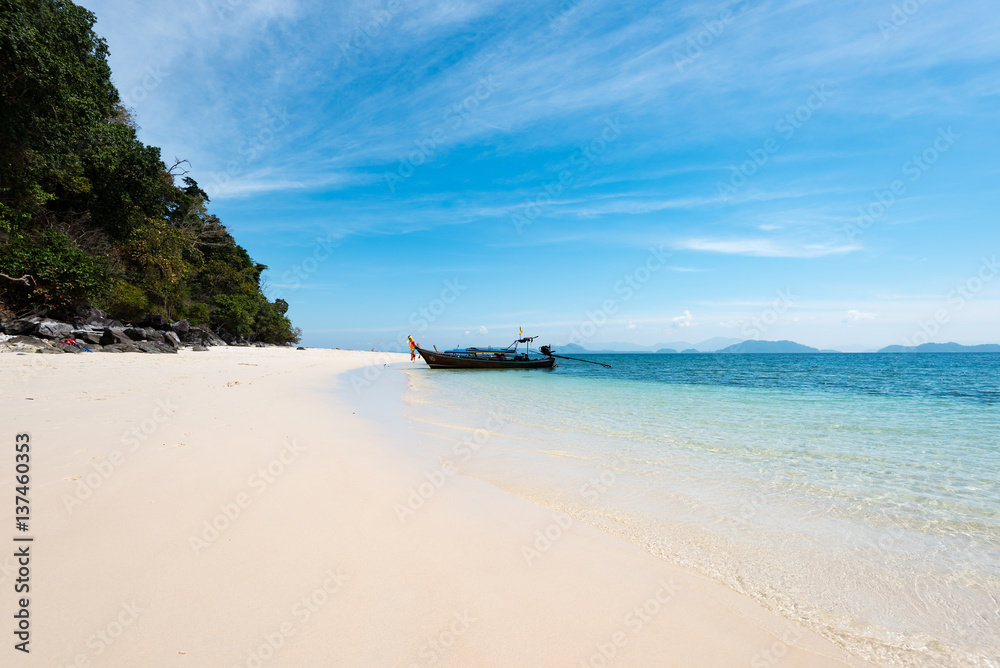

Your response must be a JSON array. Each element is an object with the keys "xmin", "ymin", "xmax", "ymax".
[
  {"xmin": 877, "ymin": 342, "xmax": 1000, "ymax": 353},
  {"xmin": 553, "ymin": 340, "xmax": 1000, "ymax": 354},
  {"xmin": 715, "ymin": 340, "xmax": 820, "ymax": 354}
]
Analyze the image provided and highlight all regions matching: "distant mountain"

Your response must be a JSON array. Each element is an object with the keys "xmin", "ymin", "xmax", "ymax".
[
  {"xmin": 555, "ymin": 340, "xmax": 1000, "ymax": 355},
  {"xmin": 878, "ymin": 342, "xmax": 1000, "ymax": 353},
  {"xmin": 554, "ymin": 343, "xmax": 654, "ymax": 354},
  {"xmin": 555, "ymin": 337, "xmax": 742, "ymax": 354},
  {"xmin": 657, "ymin": 337, "xmax": 742, "ymax": 352},
  {"xmin": 717, "ymin": 340, "xmax": 821, "ymax": 353},
  {"xmin": 556, "ymin": 341, "xmax": 657, "ymax": 352}
]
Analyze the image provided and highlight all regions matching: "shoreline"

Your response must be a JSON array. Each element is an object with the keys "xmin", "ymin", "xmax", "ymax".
[{"xmin": 1, "ymin": 348, "xmax": 867, "ymax": 666}]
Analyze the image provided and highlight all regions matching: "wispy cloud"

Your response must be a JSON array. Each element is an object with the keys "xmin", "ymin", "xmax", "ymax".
[{"xmin": 674, "ymin": 238, "xmax": 860, "ymax": 258}]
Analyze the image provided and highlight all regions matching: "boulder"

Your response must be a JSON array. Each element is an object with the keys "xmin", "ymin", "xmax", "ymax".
[
  {"xmin": 36, "ymin": 346, "xmax": 64, "ymax": 354},
  {"xmin": 206, "ymin": 331, "xmax": 227, "ymax": 346},
  {"xmin": 142, "ymin": 328, "xmax": 165, "ymax": 343},
  {"xmin": 72, "ymin": 306, "xmax": 120, "ymax": 329},
  {"xmin": 101, "ymin": 328, "xmax": 133, "ymax": 346},
  {"xmin": 101, "ymin": 342, "xmax": 141, "ymax": 353},
  {"xmin": 170, "ymin": 319, "xmax": 190, "ymax": 336},
  {"xmin": 20, "ymin": 305, "xmax": 55, "ymax": 320},
  {"xmin": 6, "ymin": 335, "xmax": 49, "ymax": 348},
  {"xmin": 72, "ymin": 330, "xmax": 103, "ymax": 345},
  {"xmin": 51, "ymin": 341, "xmax": 82, "ymax": 354},
  {"xmin": 3, "ymin": 318, "xmax": 40, "ymax": 336},
  {"xmin": 192, "ymin": 344, "xmax": 208, "ymax": 351},
  {"xmin": 180, "ymin": 326, "xmax": 204, "ymax": 344},
  {"xmin": 136, "ymin": 341, "xmax": 176, "ymax": 354},
  {"xmin": 163, "ymin": 331, "xmax": 181, "ymax": 348},
  {"xmin": 180, "ymin": 326, "xmax": 227, "ymax": 347},
  {"xmin": 35, "ymin": 319, "xmax": 74, "ymax": 340}
]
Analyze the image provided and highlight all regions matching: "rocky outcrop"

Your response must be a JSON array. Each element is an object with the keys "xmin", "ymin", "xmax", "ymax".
[
  {"xmin": 181, "ymin": 326, "xmax": 228, "ymax": 347},
  {"xmin": 1, "ymin": 309, "xmax": 285, "ymax": 355},
  {"xmin": 100, "ymin": 328, "xmax": 133, "ymax": 346},
  {"xmin": 35, "ymin": 319, "xmax": 74, "ymax": 339}
]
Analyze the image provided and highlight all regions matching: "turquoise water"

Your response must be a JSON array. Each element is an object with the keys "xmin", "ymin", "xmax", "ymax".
[{"xmin": 400, "ymin": 354, "xmax": 1000, "ymax": 667}]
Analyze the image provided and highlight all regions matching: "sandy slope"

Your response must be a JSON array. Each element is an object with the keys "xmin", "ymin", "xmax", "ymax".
[{"xmin": 0, "ymin": 347, "xmax": 870, "ymax": 667}]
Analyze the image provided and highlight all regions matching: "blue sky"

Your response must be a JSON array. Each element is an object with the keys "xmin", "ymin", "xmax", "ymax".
[{"xmin": 83, "ymin": 0, "xmax": 1000, "ymax": 351}]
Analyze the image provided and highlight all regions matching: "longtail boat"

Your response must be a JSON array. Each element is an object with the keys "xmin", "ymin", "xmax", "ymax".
[{"xmin": 413, "ymin": 335, "xmax": 611, "ymax": 370}]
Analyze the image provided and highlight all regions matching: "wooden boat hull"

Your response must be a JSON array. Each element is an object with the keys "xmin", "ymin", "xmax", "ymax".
[{"xmin": 416, "ymin": 347, "xmax": 555, "ymax": 369}]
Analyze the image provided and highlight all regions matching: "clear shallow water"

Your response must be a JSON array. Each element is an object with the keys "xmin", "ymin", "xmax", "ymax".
[{"xmin": 400, "ymin": 354, "xmax": 1000, "ymax": 667}]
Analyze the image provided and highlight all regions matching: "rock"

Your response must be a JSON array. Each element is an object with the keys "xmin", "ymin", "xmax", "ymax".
[
  {"xmin": 6, "ymin": 335, "xmax": 49, "ymax": 348},
  {"xmin": 170, "ymin": 319, "xmax": 190, "ymax": 336},
  {"xmin": 134, "ymin": 341, "xmax": 176, "ymax": 354},
  {"xmin": 72, "ymin": 306, "xmax": 120, "ymax": 329},
  {"xmin": 180, "ymin": 326, "xmax": 227, "ymax": 347},
  {"xmin": 140, "ymin": 313, "xmax": 171, "ymax": 330},
  {"xmin": 296, "ymin": 346, "xmax": 306, "ymax": 350},
  {"xmin": 51, "ymin": 341, "xmax": 82, "ymax": 353},
  {"xmin": 20, "ymin": 305, "xmax": 55, "ymax": 320},
  {"xmin": 192, "ymin": 344, "xmax": 208, "ymax": 351},
  {"xmin": 72, "ymin": 330, "xmax": 103, "ymax": 345},
  {"xmin": 101, "ymin": 342, "xmax": 141, "ymax": 353},
  {"xmin": 3, "ymin": 318, "xmax": 40, "ymax": 336},
  {"xmin": 1, "ymin": 335, "xmax": 52, "ymax": 354},
  {"xmin": 180, "ymin": 326, "xmax": 204, "ymax": 344},
  {"xmin": 143, "ymin": 328, "xmax": 165, "ymax": 343},
  {"xmin": 101, "ymin": 328, "xmax": 133, "ymax": 346},
  {"xmin": 34, "ymin": 319, "xmax": 74, "ymax": 340},
  {"xmin": 163, "ymin": 331, "xmax": 181, "ymax": 348},
  {"xmin": 36, "ymin": 346, "xmax": 64, "ymax": 354},
  {"xmin": 123, "ymin": 327, "xmax": 146, "ymax": 341},
  {"xmin": 207, "ymin": 332, "xmax": 227, "ymax": 346}
]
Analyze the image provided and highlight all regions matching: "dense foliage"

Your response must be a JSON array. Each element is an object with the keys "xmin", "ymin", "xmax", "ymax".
[{"xmin": 0, "ymin": 0, "xmax": 299, "ymax": 343}]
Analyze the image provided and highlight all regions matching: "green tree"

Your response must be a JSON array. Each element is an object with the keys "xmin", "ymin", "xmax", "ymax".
[{"xmin": 0, "ymin": 0, "xmax": 301, "ymax": 344}]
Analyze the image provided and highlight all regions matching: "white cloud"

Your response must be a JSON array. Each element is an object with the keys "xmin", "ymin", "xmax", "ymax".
[
  {"xmin": 844, "ymin": 309, "xmax": 879, "ymax": 323},
  {"xmin": 626, "ymin": 320, "xmax": 637, "ymax": 330},
  {"xmin": 671, "ymin": 310, "xmax": 694, "ymax": 328},
  {"xmin": 675, "ymin": 238, "xmax": 860, "ymax": 258},
  {"xmin": 477, "ymin": 325, "xmax": 488, "ymax": 335}
]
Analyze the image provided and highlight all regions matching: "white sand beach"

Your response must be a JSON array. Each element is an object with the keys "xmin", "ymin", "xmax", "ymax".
[{"xmin": 0, "ymin": 348, "xmax": 871, "ymax": 667}]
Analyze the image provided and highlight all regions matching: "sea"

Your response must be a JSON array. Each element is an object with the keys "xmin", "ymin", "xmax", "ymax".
[{"xmin": 399, "ymin": 353, "xmax": 1000, "ymax": 667}]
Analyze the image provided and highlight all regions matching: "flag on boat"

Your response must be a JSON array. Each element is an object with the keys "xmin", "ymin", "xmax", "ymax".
[
  {"xmin": 407, "ymin": 335, "xmax": 416, "ymax": 353},
  {"xmin": 519, "ymin": 327, "xmax": 523, "ymax": 337}
]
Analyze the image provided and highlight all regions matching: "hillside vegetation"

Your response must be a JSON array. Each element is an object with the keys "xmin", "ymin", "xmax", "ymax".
[{"xmin": 0, "ymin": 0, "xmax": 299, "ymax": 343}]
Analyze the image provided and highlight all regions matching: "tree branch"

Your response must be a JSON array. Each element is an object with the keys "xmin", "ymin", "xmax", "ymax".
[
  {"xmin": 167, "ymin": 158, "xmax": 190, "ymax": 176},
  {"xmin": 0, "ymin": 273, "xmax": 34, "ymax": 286}
]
